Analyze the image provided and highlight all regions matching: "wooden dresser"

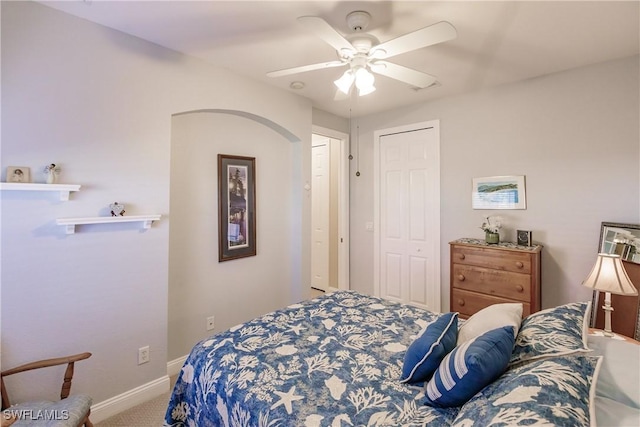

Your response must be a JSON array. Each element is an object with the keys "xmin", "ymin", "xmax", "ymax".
[{"xmin": 450, "ymin": 238, "xmax": 542, "ymax": 318}]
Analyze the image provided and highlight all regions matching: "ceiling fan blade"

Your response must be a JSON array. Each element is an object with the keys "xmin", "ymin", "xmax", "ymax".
[
  {"xmin": 298, "ymin": 16, "xmax": 355, "ymax": 54},
  {"xmin": 371, "ymin": 61, "xmax": 438, "ymax": 88},
  {"xmin": 370, "ymin": 21, "xmax": 456, "ymax": 59},
  {"xmin": 267, "ymin": 60, "xmax": 346, "ymax": 78}
]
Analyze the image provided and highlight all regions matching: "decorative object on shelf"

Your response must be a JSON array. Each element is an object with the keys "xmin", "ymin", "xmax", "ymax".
[
  {"xmin": 110, "ymin": 202, "xmax": 126, "ymax": 216},
  {"xmin": 43, "ymin": 163, "xmax": 61, "ymax": 184},
  {"xmin": 480, "ymin": 216, "xmax": 502, "ymax": 244},
  {"xmin": 6, "ymin": 166, "xmax": 30, "ymax": 183},
  {"xmin": 472, "ymin": 175, "xmax": 526, "ymax": 210},
  {"xmin": 517, "ymin": 230, "xmax": 532, "ymax": 246},
  {"xmin": 582, "ymin": 253, "xmax": 638, "ymax": 337},
  {"xmin": 218, "ymin": 154, "xmax": 256, "ymax": 262}
]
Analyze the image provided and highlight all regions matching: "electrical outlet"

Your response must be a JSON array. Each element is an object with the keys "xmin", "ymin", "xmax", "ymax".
[
  {"xmin": 206, "ymin": 316, "xmax": 215, "ymax": 331},
  {"xmin": 138, "ymin": 346, "xmax": 150, "ymax": 365}
]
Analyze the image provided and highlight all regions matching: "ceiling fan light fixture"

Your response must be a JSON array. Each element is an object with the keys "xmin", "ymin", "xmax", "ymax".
[
  {"xmin": 355, "ymin": 67, "xmax": 375, "ymax": 96},
  {"xmin": 357, "ymin": 85, "xmax": 376, "ymax": 96},
  {"xmin": 334, "ymin": 70, "xmax": 355, "ymax": 94}
]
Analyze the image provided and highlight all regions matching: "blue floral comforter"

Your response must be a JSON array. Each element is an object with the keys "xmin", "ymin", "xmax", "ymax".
[{"xmin": 164, "ymin": 291, "xmax": 459, "ymax": 426}]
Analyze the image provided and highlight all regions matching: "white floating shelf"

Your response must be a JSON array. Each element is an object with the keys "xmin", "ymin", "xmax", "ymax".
[
  {"xmin": 56, "ymin": 214, "xmax": 161, "ymax": 234},
  {"xmin": 0, "ymin": 182, "xmax": 81, "ymax": 201}
]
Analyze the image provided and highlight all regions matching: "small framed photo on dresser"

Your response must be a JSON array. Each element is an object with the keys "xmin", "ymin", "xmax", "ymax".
[{"xmin": 517, "ymin": 230, "xmax": 532, "ymax": 246}]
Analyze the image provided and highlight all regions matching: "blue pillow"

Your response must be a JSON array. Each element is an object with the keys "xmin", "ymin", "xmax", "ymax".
[
  {"xmin": 400, "ymin": 312, "xmax": 458, "ymax": 384},
  {"xmin": 424, "ymin": 326, "xmax": 515, "ymax": 408}
]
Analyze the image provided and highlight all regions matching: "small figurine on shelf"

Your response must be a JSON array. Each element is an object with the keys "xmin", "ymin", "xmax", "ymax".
[
  {"xmin": 110, "ymin": 202, "xmax": 126, "ymax": 217},
  {"xmin": 44, "ymin": 163, "xmax": 61, "ymax": 184}
]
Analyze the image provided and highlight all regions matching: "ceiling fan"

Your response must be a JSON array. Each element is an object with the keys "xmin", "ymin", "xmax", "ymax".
[{"xmin": 267, "ymin": 11, "xmax": 457, "ymax": 97}]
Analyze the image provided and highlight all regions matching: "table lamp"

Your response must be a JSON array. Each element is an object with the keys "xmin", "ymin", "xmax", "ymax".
[{"xmin": 582, "ymin": 253, "xmax": 638, "ymax": 337}]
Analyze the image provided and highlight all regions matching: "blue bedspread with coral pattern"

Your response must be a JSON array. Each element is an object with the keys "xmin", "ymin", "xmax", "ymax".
[{"xmin": 164, "ymin": 291, "xmax": 458, "ymax": 426}]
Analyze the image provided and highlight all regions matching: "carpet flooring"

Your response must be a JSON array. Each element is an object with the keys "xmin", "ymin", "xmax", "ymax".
[{"xmin": 94, "ymin": 377, "xmax": 175, "ymax": 427}]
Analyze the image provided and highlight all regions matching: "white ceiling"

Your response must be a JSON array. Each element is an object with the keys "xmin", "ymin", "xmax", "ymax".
[{"xmin": 40, "ymin": 1, "xmax": 639, "ymax": 118}]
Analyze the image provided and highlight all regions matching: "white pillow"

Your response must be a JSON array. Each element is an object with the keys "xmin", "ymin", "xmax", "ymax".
[{"xmin": 457, "ymin": 303, "xmax": 523, "ymax": 345}]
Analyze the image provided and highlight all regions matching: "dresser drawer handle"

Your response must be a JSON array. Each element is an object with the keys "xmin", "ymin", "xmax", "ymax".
[
  {"xmin": 515, "ymin": 261, "xmax": 524, "ymax": 269},
  {"xmin": 457, "ymin": 274, "xmax": 465, "ymax": 281},
  {"xmin": 458, "ymin": 254, "xmax": 466, "ymax": 260},
  {"xmin": 516, "ymin": 285, "xmax": 524, "ymax": 292},
  {"xmin": 457, "ymin": 299, "xmax": 465, "ymax": 307}
]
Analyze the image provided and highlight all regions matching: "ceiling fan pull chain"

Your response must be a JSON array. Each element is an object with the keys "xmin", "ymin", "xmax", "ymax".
[
  {"xmin": 355, "ymin": 121, "xmax": 361, "ymax": 177},
  {"xmin": 348, "ymin": 107, "xmax": 353, "ymax": 161}
]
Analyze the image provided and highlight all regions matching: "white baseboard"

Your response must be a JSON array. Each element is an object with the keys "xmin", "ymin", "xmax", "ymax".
[
  {"xmin": 167, "ymin": 355, "xmax": 188, "ymax": 377},
  {"xmin": 90, "ymin": 375, "xmax": 170, "ymax": 423}
]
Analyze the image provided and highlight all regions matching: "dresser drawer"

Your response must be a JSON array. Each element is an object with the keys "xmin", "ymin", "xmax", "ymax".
[
  {"xmin": 452, "ymin": 264, "xmax": 531, "ymax": 302},
  {"xmin": 451, "ymin": 245, "xmax": 532, "ymax": 274},
  {"xmin": 451, "ymin": 288, "xmax": 531, "ymax": 318}
]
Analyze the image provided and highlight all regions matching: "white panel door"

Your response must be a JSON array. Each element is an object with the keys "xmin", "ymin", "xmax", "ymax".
[
  {"xmin": 311, "ymin": 141, "xmax": 330, "ymax": 291},
  {"xmin": 378, "ymin": 126, "xmax": 440, "ymax": 311}
]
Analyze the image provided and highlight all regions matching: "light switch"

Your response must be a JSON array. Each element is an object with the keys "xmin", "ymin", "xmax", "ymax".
[{"xmin": 365, "ymin": 221, "xmax": 374, "ymax": 232}]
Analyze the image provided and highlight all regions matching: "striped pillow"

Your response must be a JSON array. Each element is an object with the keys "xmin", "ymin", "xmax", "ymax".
[{"xmin": 424, "ymin": 326, "xmax": 515, "ymax": 408}]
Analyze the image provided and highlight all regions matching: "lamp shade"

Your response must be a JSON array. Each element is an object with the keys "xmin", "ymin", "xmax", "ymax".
[
  {"xmin": 355, "ymin": 67, "xmax": 375, "ymax": 96},
  {"xmin": 334, "ymin": 70, "xmax": 355, "ymax": 94},
  {"xmin": 582, "ymin": 253, "xmax": 638, "ymax": 296},
  {"xmin": 334, "ymin": 67, "xmax": 376, "ymax": 96}
]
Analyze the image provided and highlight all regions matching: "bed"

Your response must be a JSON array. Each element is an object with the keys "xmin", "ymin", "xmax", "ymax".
[{"xmin": 163, "ymin": 290, "xmax": 639, "ymax": 426}]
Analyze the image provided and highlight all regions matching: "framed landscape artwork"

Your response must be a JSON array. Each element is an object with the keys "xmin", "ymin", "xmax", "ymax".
[
  {"xmin": 472, "ymin": 175, "xmax": 526, "ymax": 210},
  {"xmin": 218, "ymin": 154, "xmax": 256, "ymax": 262}
]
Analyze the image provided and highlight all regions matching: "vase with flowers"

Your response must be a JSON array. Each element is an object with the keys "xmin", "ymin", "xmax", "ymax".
[{"xmin": 481, "ymin": 216, "xmax": 502, "ymax": 244}]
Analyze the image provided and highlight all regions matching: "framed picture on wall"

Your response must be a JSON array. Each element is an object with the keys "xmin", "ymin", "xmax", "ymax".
[
  {"xmin": 472, "ymin": 175, "xmax": 526, "ymax": 210},
  {"xmin": 218, "ymin": 154, "xmax": 256, "ymax": 262}
]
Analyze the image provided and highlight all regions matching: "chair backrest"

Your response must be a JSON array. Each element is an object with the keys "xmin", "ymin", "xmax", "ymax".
[{"xmin": 1, "ymin": 352, "xmax": 91, "ymax": 410}]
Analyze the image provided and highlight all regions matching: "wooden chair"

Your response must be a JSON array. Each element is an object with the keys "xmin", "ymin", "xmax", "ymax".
[{"xmin": 1, "ymin": 352, "xmax": 93, "ymax": 427}]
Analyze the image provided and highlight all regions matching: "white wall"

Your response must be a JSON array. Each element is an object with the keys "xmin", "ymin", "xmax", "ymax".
[
  {"xmin": 1, "ymin": 1, "xmax": 311, "ymax": 406},
  {"xmin": 168, "ymin": 112, "xmax": 298, "ymax": 360},
  {"xmin": 350, "ymin": 56, "xmax": 640, "ymax": 310}
]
